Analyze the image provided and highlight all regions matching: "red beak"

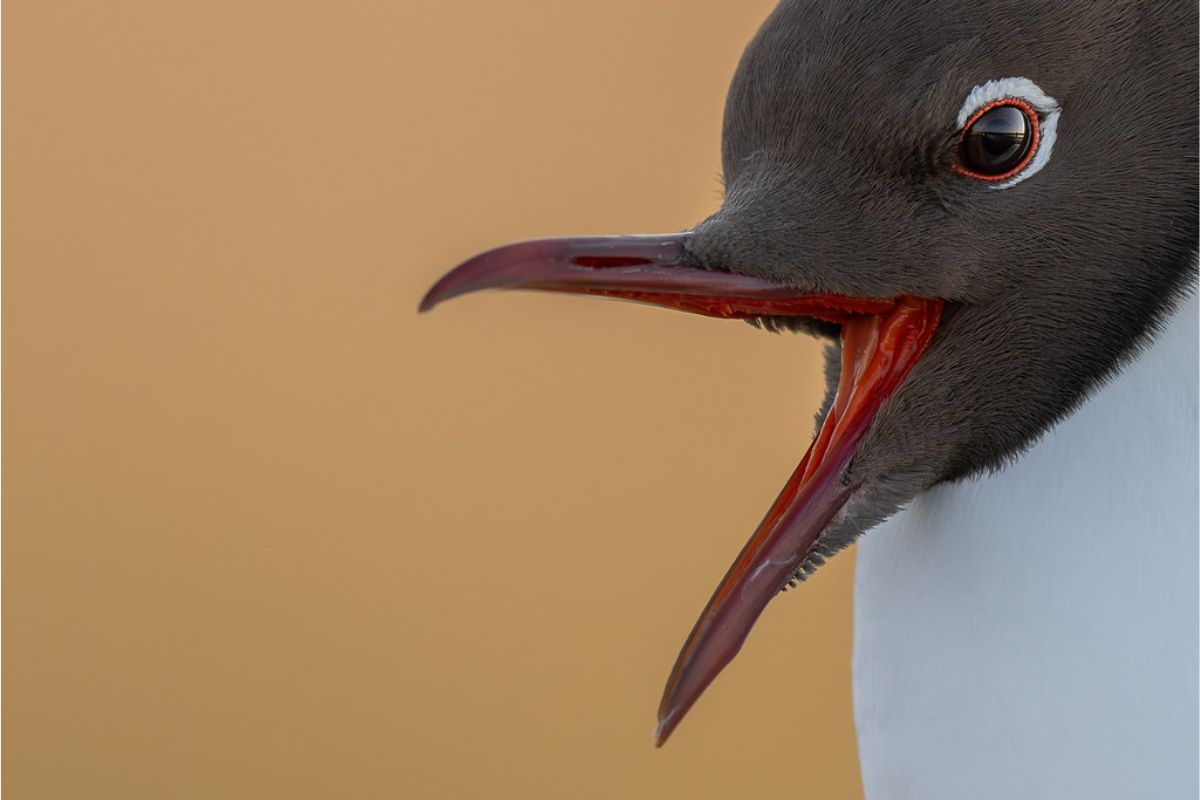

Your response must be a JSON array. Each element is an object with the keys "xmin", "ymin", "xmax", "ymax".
[{"xmin": 420, "ymin": 233, "xmax": 942, "ymax": 745}]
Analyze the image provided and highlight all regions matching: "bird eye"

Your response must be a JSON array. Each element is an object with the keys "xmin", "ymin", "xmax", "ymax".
[{"xmin": 954, "ymin": 98, "xmax": 1039, "ymax": 182}]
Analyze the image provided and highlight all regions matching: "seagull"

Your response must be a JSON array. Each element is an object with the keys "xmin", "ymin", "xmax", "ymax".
[{"xmin": 420, "ymin": 2, "xmax": 1198, "ymax": 796}]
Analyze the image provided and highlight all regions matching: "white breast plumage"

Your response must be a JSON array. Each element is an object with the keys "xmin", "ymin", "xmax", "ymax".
[{"xmin": 854, "ymin": 290, "xmax": 1199, "ymax": 799}]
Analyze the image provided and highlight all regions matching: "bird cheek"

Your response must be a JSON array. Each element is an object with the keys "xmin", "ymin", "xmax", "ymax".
[{"xmin": 843, "ymin": 383, "xmax": 956, "ymax": 491}]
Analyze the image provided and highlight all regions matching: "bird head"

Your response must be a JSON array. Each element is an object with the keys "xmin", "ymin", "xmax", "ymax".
[{"xmin": 420, "ymin": 0, "xmax": 1198, "ymax": 745}]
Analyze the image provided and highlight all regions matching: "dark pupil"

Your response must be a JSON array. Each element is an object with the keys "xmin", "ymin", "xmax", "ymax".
[{"xmin": 960, "ymin": 104, "xmax": 1032, "ymax": 176}]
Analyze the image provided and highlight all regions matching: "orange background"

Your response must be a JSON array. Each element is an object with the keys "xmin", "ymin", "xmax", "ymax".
[{"xmin": 4, "ymin": 2, "xmax": 864, "ymax": 797}]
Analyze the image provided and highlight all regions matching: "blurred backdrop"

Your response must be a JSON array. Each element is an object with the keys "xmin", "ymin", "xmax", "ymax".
[{"xmin": 4, "ymin": 1, "xmax": 864, "ymax": 797}]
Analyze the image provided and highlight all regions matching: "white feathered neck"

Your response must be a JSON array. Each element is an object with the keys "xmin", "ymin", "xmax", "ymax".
[{"xmin": 853, "ymin": 290, "xmax": 1198, "ymax": 799}]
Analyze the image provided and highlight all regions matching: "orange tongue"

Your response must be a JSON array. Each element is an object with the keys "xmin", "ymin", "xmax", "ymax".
[{"xmin": 654, "ymin": 296, "xmax": 942, "ymax": 746}]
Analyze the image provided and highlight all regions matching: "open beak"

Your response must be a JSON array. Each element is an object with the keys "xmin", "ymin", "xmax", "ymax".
[{"xmin": 420, "ymin": 233, "xmax": 942, "ymax": 746}]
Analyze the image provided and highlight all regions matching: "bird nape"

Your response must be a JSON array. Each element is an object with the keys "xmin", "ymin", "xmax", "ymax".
[{"xmin": 419, "ymin": 0, "xmax": 1198, "ymax": 754}]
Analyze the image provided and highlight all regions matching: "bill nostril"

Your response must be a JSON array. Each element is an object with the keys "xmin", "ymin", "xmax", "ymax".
[{"xmin": 569, "ymin": 255, "xmax": 655, "ymax": 268}]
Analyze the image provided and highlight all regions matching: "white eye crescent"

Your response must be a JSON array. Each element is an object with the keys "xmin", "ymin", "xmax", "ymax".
[{"xmin": 956, "ymin": 77, "xmax": 1061, "ymax": 189}]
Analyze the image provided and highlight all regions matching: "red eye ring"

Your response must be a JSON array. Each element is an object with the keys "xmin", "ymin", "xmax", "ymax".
[{"xmin": 953, "ymin": 97, "xmax": 1041, "ymax": 183}]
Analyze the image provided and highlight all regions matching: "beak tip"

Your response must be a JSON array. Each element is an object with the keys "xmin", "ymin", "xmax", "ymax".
[
  {"xmin": 654, "ymin": 707, "xmax": 680, "ymax": 748},
  {"xmin": 420, "ymin": 268, "xmax": 478, "ymax": 314},
  {"xmin": 417, "ymin": 287, "xmax": 444, "ymax": 314}
]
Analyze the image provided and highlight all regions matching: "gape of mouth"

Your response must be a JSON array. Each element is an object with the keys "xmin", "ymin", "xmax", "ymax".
[{"xmin": 418, "ymin": 233, "xmax": 943, "ymax": 746}]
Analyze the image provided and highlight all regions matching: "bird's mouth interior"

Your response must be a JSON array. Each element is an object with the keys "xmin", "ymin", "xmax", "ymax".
[{"xmin": 420, "ymin": 232, "xmax": 943, "ymax": 745}]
